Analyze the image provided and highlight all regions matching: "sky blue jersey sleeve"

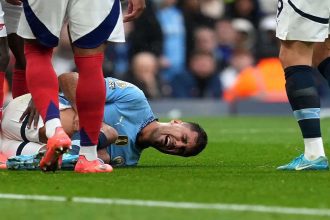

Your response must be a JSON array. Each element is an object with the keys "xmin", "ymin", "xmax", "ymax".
[{"xmin": 105, "ymin": 77, "xmax": 146, "ymax": 105}]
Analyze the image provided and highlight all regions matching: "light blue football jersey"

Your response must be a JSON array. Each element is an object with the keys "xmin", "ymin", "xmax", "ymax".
[
  {"xmin": 60, "ymin": 77, "xmax": 156, "ymax": 167},
  {"xmin": 103, "ymin": 77, "xmax": 156, "ymax": 166}
]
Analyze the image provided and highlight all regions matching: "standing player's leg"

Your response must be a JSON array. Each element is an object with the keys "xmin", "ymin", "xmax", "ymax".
[
  {"xmin": 278, "ymin": 40, "xmax": 328, "ymax": 170},
  {"xmin": 2, "ymin": 1, "xmax": 28, "ymax": 98},
  {"xmin": 9, "ymin": 33, "xmax": 28, "ymax": 98},
  {"xmin": 276, "ymin": 0, "xmax": 329, "ymax": 170},
  {"xmin": 68, "ymin": 0, "xmax": 125, "ymax": 173},
  {"xmin": 17, "ymin": 0, "xmax": 71, "ymax": 171},
  {"xmin": 72, "ymin": 45, "xmax": 108, "ymax": 170}
]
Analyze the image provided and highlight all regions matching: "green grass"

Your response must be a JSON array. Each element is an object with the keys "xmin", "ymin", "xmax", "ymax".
[{"xmin": 1, "ymin": 116, "xmax": 330, "ymax": 220}]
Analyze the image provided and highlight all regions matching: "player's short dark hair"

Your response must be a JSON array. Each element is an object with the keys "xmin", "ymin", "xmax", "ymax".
[{"xmin": 184, "ymin": 122, "xmax": 208, "ymax": 157}]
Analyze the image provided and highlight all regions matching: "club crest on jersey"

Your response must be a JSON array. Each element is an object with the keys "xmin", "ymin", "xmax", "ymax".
[
  {"xmin": 0, "ymin": 24, "xmax": 5, "ymax": 31},
  {"xmin": 115, "ymin": 135, "xmax": 128, "ymax": 146},
  {"xmin": 116, "ymin": 80, "xmax": 128, "ymax": 89},
  {"xmin": 108, "ymin": 80, "xmax": 116, "ymax": 90}
]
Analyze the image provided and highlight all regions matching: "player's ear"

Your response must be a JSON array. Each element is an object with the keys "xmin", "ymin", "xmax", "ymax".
[{"xmin": 170, "ymin": 119, "xmax": 182, "ymax": 124}]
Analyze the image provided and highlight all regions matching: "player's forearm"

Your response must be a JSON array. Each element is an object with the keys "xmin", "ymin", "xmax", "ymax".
[{"xmin": 58, "ymin": 72, "xmax": 78, "ymax": 110}]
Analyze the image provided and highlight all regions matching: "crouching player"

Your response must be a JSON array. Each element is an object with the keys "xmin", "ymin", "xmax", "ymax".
[{"xmin": 0, "ymin": 73, "xmax": 207, "ymax": 170}]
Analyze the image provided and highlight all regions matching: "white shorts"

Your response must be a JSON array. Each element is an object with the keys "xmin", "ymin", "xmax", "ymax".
[
  {"xmin": 276, "ymin": 0, "xmax": 330, "ymax": 42},
  {"xmin": 1, "ymin": 0, "xmax": 22, "ymax": 34},
  {"xmin": 1, "ymin": 94, "xmax": 45, "ymax": 157},
  {"xmin": 0, "ymin": 2, "xmax": 7, "ymax": 37},
  {"xmin": 1, "ymin": 94, "xmax": 43, "ymax": 143},
  {"xmin": 17, "ymin": 0, "xmax": 125, "ymax": 48},
  {"xmin": 1, "ymin": 139, "xmax": 44, "ymax": 158}
]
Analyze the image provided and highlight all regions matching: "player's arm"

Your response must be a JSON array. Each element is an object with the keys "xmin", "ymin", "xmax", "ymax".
[
  {"xmin": 58, "ymin": 72, "xmax": 78, "ymax": 110},
  {"xmin": 58, "ymin": 72, "xmax": 80, "ymax": 130},
  {"xmin": 123, "ymin": 0, "xmax": 146, "ymax": 22}
]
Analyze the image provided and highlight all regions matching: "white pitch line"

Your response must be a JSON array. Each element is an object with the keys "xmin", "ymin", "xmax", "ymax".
[
  {"xmin": 0, "ymin": 193, "xmax": 330, "ymax": 217},
  {"xmin": 0, "ymin": 193, "xmax": 66, "ymax": 202}
]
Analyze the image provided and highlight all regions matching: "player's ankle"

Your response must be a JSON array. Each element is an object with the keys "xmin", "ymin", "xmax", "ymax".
[{"xmin": 79, "ymin": 146, "xmax": 98, "ymax": 161}]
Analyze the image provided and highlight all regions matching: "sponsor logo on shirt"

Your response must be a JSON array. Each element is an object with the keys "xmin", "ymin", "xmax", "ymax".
[{"xmin": 115, "ymin": 135, "xmax": 128, "ymax": 146}]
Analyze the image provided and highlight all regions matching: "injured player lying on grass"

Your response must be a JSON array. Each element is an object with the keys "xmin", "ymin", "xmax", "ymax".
[{"xmin": 0, "ymin": 73, "xmax": 207, "ymax": 170}]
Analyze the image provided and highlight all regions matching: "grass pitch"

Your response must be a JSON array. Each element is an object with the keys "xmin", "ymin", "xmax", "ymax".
[{"xmin": 1, "ymin": 116, "xmax": 330, "ymax": 220}]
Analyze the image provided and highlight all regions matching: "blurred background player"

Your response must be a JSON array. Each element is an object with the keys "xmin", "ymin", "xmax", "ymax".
[
  {"xmin": 276, "ymin": 0, "xmax": 330, "ymax": 170},
  {"xmin": 0, "ymin": 2, "xmax": 10, "ymax": 119},
  {"xmin": 0, "ymin": 73, "xmax": 207, "ymax": 169},
  {"xmin": 3, "ymin": 0, "xmax": 28, "ymax": 98},
  {"xmin": 16, "ymin": 0, "xmax": 145, "ymax": 173}
]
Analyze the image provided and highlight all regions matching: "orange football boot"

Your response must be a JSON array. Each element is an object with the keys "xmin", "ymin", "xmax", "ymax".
[
  {"xmin": 40, "ymin": 127, "xmax": 71, "ymax": 172},
  {"xmin": 0, "ymin": 153, "xmax": 7, "ymax": 169},
  {"xmin": 74, "ymin": 155, "xmax": 113, "ymax": 173}
]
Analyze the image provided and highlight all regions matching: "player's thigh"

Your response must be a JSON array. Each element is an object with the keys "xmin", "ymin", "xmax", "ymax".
[
  {"xmin": 67, "ymin": 0, "xmax": 124, "ymax": 50},
  {"xmin": 276, "ymin": 0, "xmax": 330, "ymax": 42},
  {"xmin": 1, "ymin": 139, "xmax": 44, "ymax": 158},
  {"xmin": 2, "ymin": 94, "xmax": 43, "ymax": 143},
  {"xmin": 17, "ymin": 0, "xmax": 68, "ymax": 47}
]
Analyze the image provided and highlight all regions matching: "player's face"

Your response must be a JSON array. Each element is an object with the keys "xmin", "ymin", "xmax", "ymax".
[{"xmin": 152, "ymin": 120, "xmax": 199, "ymax": 157}]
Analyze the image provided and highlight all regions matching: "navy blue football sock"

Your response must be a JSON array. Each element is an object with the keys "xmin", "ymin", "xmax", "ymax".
[
  {"xmin": 318, "ymin": 57, "xmax": 330, "ymax": 86},
  {"xmin": 285, "ymin": 65, "xmax": 321, "ymax": 138}
]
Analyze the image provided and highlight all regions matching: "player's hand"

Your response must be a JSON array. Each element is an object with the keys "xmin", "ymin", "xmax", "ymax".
[
  {"xmin": 6, "ymin": 0, "xmax": 22, "ymax": 6},
  {"xmin": 19, "ymin": 98, "xmax": 40, "ymax": 129},
  {"xmin": 123, "ymin": 0, "xmax": 146, "ymax": 23}
]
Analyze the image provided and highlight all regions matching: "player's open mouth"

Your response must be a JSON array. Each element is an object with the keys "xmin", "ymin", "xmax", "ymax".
[
  {"xmin": 164, "ymin": 135, "xmax": 175, "ymax": 150},
  {"xmin": 164, "ymin": 135, "xmax": 170, "ymax": 147}
]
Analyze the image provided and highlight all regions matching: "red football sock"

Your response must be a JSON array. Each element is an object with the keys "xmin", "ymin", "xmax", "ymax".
[
  {"xmin": 74, "ymin": 53, "xmax": 105, "ymax": 146},
  {"xmin": 12, "ymin": 68, "xmax": 29, "ymax": 98},
  {"xmin": 0, "ymin": 71, "xmax": 5, "ymax": 119},
  {"xmin": 24, "ymin": 43, "xmax": 59, "ymax": 122}
]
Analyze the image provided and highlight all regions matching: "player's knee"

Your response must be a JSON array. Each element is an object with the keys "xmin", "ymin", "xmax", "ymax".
[
  {"xmin": 102, "ymin": 125, "xmax": 118, "ymax": 143},
  {"xmin": 97, "ymin": 125, "xmax": 118, "ymax": 150},
  {"xmin": 279, "ymin": 40, "xmax": 314, "ymax": 68}
]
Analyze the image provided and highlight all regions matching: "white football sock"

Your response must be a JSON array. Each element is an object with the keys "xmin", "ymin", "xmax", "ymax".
[
  {"xmin": 79, "ymin": 145, "xmax": 98, "ymax": 161},
  {"xmin": 304, "ymin": 137, "xmax": 325, "ymax": 161},
  {"xmin": 45, "ymin": 118, "xmax": 62, "ymax": 138}
]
